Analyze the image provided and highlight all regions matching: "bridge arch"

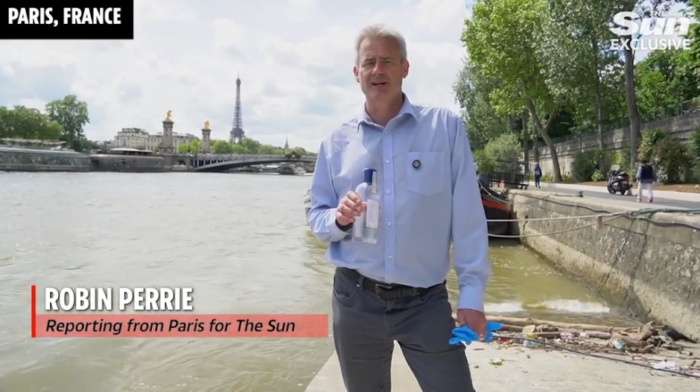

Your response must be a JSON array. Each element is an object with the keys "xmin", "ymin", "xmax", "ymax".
[{"xmin": 193, "ymin": 158, "xmax": 316, "ymax": 172}]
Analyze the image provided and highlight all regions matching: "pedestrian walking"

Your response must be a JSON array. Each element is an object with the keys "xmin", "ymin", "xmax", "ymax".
[
  {"xmin": 307, "ymin": 24, "xmax": 490, "ymax": 392},
  {"xmin": 533, "ymin": 163, "xmax": 542, "ymax": 188},
  {"xmin": 636, "ymin": 159, "xmax": 655, "ymax": 202}
]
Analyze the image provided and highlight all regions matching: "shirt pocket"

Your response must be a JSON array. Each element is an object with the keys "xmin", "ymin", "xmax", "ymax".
[{"xmin": 406, "ymin": 151, "xmax": 446, "ymax": 196}]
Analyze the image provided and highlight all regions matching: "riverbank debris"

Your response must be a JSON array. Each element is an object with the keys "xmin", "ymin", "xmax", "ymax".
[{"xmin": 480, "ymin": 316, "xmax": 700, "ymax": 376}]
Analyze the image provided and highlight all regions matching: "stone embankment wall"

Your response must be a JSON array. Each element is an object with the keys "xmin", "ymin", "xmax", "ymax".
[
  {"xmin": 529, "ymin": 111, "xmax": 700, "ymax": 175},
  {"xmin": 509, "ymin": 190, "xmax": 699, "ymax": 341}
]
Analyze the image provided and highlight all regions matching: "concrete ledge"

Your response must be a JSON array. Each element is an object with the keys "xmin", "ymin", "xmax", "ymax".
[
  {"xmin": 510, "ymin": 190, "xmax": 700, "ymax": 341},
  {"xmin": 306, "ymin": 341, "xmax": 699, "ymax": 391},
  {"xmin": 541, "ymin": 182, "xmax": 700, "ymax": 202}
]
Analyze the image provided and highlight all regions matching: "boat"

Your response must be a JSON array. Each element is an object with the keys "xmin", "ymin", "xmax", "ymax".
[
  {"xmin": 478, "ymin": 179, "xmax": 511, "ymax": 236},
  {"xmin": 301, "ymin": 180, "xmax": 512, "ymax": 236},
  {"xmin": 88, "ymin": 148, "xmax": 165, "ymax": 172},
  {"xmin": 278, "ymin": 165, "xmax": 306, "ymax": 175}
]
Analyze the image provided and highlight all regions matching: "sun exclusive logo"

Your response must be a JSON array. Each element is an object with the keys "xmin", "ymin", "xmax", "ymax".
[
  {"xmin": 31, "ymin": 285, "xmax": 329, "ymax": 338},
  {"xmin": 609, "ymin": 10, "xmax": 693, "ymax": 51},
  {"xmin": 1, "ymin": 2, "xmax": 134, "ymax": 39}
]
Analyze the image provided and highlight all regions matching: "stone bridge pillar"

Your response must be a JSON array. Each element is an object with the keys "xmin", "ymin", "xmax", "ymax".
[
  {"xmin": 161, "ymin": 116, "xmax": 174, "ymax": 154},
  {"xmin": 201, "ymin": 127, "xmax": 211, "ymax": 153}
]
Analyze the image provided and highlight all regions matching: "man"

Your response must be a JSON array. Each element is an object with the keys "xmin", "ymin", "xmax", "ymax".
[
  {"xmin": 307, "ymin": 24, "xmax": 490, "ymax": 392},
  {"xmin": 533, "ymin": 163, "xmax": 542, "ymax": 188},
  {"xmin": 636, "ymin": 159, "xmax": 655, "ymax": 202}
]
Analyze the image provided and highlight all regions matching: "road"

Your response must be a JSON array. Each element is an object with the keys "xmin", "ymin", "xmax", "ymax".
[{"xmin": 538, "ymin": 184, "xmax": 699, "ymax": 209}]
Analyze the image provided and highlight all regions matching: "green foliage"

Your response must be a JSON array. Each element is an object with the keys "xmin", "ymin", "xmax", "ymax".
[
  {"xmin": 591, "ymin": 169, "xmax": 605, "ymax": 181},
  {"xmin": 0, "ymin": 105, "xmax": 63, "ymax": 140},
  {"xmin": 638, "ymin": 129, "xmax": 692, "ymax": 183},
  {"xmin": 207, "ymin": 139, "xmax": 308, "ymax": 156},
  {"xmin": 178, "ymin": 140, "xmax": 202, "ymax": 154},
  {"xmin": 570, "ymin": 149, "xmax": 615, "ymax": 182},
  {"xmin": 538, "ymin": 0, "xmax": 626, "ymax": 133},
  {"xmin": 570, "ymin": 151, "xmax": 597, "ymax": 182},
  {"xmin": 0, "ymin": 94, "xmax": 101, "ymax": 152},
  {"xmin": 45, "ymin": 94, "xmax": 90, "ymax": 151},
  {"xmin": 455, "ymin": 0, "xmax": 700, "ymax": 184},
  {"xmin": 453, "ymin": 61, "xmax": 509, "ymax": 150},
  {"xmin": 635, "ymin": 49, "xmax": 700, "ymax": 122},
  {"xmin": 689, "ymin": 129, "xmax": 700, "ymax": 160},
  {"xmin": 612, "ymin": 148, "xmax": 632, "ymax": 173},
  {"xmin": 473, "ymin": 149, "xmax": 496, "ymax": 174},
  {"xmin": 483, "ymin": 132, "xmax": 522, "ymax": 163}
]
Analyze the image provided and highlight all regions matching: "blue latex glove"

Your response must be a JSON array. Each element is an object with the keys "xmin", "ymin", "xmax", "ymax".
[{"xmin": 448, "ymin": 321, "xmax": 503, "ymax": 346}]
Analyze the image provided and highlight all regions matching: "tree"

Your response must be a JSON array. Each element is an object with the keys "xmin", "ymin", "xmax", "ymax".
[
  {"xmin": 45, "ymin": 94, "xmax": 90, "ymax": 151},
  {"xmin": 688, "ymin": 0, "xmax": 700, "ymax": 78},
  {"xmin": 539, "ymin": 0, "xmax": 624, "ymax": 159},
  {"xmin": 612, "ymin": 0, "xmax": 684, "ymax": 169},
  {"xmin": 635, "ymin": 48, "xmax": 700, "ymax": 121},
  {"xmin": 453, "ymin": 60, "xmax": 509, "ymax": 150},
  {"xmin": 484, "ymin": 133, "xmax": 522, "ymax": 163},
  {"xmin": 463, "ymin": 0, "xmax": 565, "ymax": 181},
  {"xmin": 211, "ymin": 140, "xmax": 234, "ymax": 154},
  {"xmin": 0, "ymin": 105, "xmax": 63, "ymax": 140},
  {"xmin": 177, "ymin": 140, "xmax": 201, "ymax": 154}
]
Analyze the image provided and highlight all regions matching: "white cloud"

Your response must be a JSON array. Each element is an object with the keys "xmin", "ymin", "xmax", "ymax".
[{"xmin": 0, "ymin": 0, "xmax": 471, "ymax": 152}]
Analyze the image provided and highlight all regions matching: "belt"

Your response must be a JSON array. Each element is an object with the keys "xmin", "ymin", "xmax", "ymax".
[{"xmin": 336, "ymin": 267, "xmax": 445, "ymax": 300}]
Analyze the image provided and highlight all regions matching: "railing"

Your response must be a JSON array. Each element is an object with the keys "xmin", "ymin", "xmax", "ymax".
[
  {"xmin": 544, "ymin": 97, "xmax": 700, "ymax": 146},
  {"xmin": 485, "ymin": 160, "xmax": 530, "ymax": 188}
]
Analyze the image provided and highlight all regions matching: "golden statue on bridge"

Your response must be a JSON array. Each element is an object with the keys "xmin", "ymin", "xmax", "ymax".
[
  {"xmin": 204, "ymin": 120, "xmax": 210, "ymax": 129},
  {"xmin": 165, "ymin": 110, "xmax": 172, "ymax": 121}
]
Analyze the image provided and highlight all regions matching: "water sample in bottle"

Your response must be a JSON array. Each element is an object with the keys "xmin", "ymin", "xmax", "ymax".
[{"xmin": 352, "ymin": 168, "xmax": 379, "ymax": 244}]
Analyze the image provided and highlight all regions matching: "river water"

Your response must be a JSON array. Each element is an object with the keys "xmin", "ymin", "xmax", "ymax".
[{"xmin": 0, "ymin": 173, "xmax": 632, "ymax": 392}]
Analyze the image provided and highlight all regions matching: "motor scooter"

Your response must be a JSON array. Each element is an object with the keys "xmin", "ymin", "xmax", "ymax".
[{"xmin": 606, "ymin": 164, "xmax": 631, "ymax": 195}]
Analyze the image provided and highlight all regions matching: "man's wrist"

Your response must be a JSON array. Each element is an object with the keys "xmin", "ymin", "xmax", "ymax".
[{"xmin": 335, "ymin": 219, "xmax": 353, "ymax": 232}]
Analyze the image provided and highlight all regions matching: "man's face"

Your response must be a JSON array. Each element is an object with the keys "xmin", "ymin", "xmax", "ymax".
[{"xmin": 353, "ymin": 37, "xmax": 409, "ymax": 101}]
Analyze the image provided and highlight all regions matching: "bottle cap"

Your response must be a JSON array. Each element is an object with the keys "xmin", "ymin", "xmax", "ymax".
[{"xmin": 363, "ymin": 168, "xmax": 375, "ymax": 184}]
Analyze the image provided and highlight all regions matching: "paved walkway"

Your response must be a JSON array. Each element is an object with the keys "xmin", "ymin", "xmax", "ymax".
[
  {"xmin": 306, "ymin": 342, "xmax": 699, "ymax": 391},
  {"xmin": 532, "ymin": 185, "xmax": 696, "ymax": 210},
  {"xmin": 538, "ymin": 183, "xmax": 700, "ymax": 206}
]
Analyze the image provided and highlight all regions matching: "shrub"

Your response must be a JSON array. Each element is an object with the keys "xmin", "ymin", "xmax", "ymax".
[
  {"xmin": 638, "ymin": 129, "xmax": 692, "ymax": 183},
  {"xmin": 591, "ymin": 169, "xmax": 606, "ymax": 181},
  {"xmin": 570, "ymin": 149, "xmax": 612, "ymax": 182},
  {"xmin": 484, "ymin": 133, "xmax": 522, "ymax": 163},
  {"xmin": 473, "ymin": 149, "xmax": 495, "ymax": 174}
]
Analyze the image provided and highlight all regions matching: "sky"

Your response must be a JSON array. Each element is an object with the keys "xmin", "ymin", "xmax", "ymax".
[
  {"xmin": 0, "ymin": 0, "xmax": 691, "ymax": 153},
  {"xmin": 0, "ymin": 0, "xmax": 474, "ymax": 152}
]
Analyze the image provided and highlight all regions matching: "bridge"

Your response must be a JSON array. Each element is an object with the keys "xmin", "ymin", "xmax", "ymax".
[{"xmin": 188, "ymin": 154, "xmax": 317, "ymax": 172}]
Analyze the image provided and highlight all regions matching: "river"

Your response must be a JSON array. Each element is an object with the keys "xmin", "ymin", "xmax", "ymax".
[{"xmin": 0, "ymin": 172, "xmax": 633, "ymax": 391}]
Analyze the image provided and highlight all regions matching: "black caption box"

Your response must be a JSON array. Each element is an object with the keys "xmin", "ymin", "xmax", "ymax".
[{"xmin": 1, "ymin": 1, "xmax": 134, "ymax": 40}]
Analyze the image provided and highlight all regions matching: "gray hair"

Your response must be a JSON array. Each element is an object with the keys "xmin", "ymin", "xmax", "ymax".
[{"xmin": 354, "ymin": 24, "xmax": 408, "ymax": 65}]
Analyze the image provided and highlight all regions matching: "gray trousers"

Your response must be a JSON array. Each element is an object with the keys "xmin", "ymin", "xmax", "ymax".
[{"xmin": 332, "ymin": 267, "xmax": 476, "ymax": 392}]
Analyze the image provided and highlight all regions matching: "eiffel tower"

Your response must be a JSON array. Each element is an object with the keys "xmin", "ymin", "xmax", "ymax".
[{"xmin": 229, "ymin": 75, "xmax": 245, "ymax": 144}]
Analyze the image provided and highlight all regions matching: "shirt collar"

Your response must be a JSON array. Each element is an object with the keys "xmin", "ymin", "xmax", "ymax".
[{"xmin": 358, "ymin": 93, "xmax": 417, "ymax": 126}]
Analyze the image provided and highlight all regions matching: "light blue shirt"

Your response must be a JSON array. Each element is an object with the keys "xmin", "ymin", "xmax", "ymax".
[{"xmin": 307, "ymin": 95, "xmax": 490, "ymax": 312}]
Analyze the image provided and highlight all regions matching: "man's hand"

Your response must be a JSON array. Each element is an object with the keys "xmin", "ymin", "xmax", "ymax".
[
  {"xmin": 457, "ymin": 309, "xmax": 487, "ymax": 340},
  {"xmin": 336, "ymin": 191, "xmax": 366, "ymax": 226}
]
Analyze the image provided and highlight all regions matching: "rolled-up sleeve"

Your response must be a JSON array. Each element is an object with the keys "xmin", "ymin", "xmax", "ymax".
[
  {"xmin": 307, "ymin": 141, "xmax": 350, "ymax": 243},
  {"xmin": 449, "ymin": 116, "xmax": 491, "ymax": 312}
]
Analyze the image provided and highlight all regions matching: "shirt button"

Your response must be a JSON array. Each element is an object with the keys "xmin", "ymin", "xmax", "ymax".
[
  {"xmin": 386, "ymin": 190, "xmax": 391, "ymax": 194},
  {"xmin": 387, "ymin": 222, "xmax": 392, "ymax": 226},
  {"xmin": 385, "ymin": 159, "xmax": 390, "ymax": 164},
  {"xmin": 388, "ymin": 255, "xmax": 393, "ymax": 260}
]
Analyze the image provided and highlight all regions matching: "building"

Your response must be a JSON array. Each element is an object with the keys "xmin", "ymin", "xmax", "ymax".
[{"xmin": 112, "ymin": 128, "xmax": 198, "ymax": 152}]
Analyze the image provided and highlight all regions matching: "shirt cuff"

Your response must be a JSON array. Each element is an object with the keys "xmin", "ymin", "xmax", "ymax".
[
  {"xmin": 327, "ymin": 208, "xmax": 351, "ymax": 242},
  {"xmin": 457, "ymin": 286, "xmax": 485, "ymax": 313}
]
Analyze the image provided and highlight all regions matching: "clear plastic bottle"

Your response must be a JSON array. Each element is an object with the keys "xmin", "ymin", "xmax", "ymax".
[{"xmin": 352, "ymin": 168, "xmax": 379, "ymax": 244}]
